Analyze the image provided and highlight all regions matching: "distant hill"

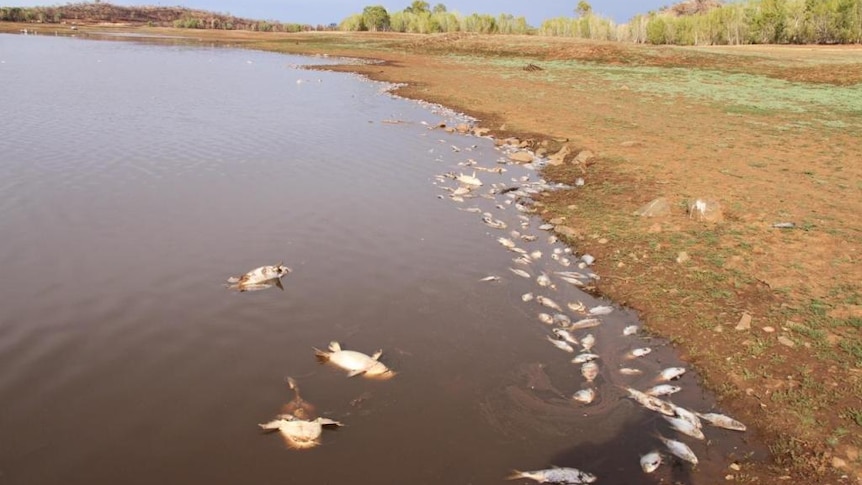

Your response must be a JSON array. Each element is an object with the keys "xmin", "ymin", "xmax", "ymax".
[
  {"xmin": 662, "ymin": 0, "xmax": 724, "ymax": 17},
  {"xmin": 0, "ymin": 2, "xmax": 326, "ymax": 31}
]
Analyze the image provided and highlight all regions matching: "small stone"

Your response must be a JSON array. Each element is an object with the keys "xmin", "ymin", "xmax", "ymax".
[
  {"xmin": 736, "ymin": 313, "xmax": 752, "ymax": 331},
  {"xmin": 688, "ymin": 198, "xmax": 724, "ymax": 223},
  {"xmin": 714, "ymin": 326, "xmax": 724, "ymax": 333},
  {"xmin": 598, "ymin": 238, "xmax": 608, "ymax": 244},
  {"xmin": 676, "ymin": 251, "xmax": 690, "ymax": 264},
  {"xmin": 762, "ymin": 326, "xmax": 775, "ymax": 333},
  {"xmin": 617, "ymin": 262, "xmax": 625, "ymax": 268},
  {"xmin": 730, "ymin": 463, "xmax": 741, "ymax": 471},
  {"xmin": 620, "ymin": 140, "xmax": 642, "ymax": 147},
  {"xmin": 778, "ymin": 336, "xmax": 795, "ymax": 348},
  {"xmin": 831, "ymin": 457, "xmax": 847, "ymax": 470},
  {"xmin": 725, "ymin": 474, "xmax": 734, "ymax": 481},
  {"xmin": 549, "ymin": 217, "xmax": 566, "ymax": 225},
  {"xmin": 508, "ymin": 152, "xmax": 534, "ymax": 163}
]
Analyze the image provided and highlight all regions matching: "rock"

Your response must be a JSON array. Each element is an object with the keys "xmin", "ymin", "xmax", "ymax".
[
  {"xmin": 634, "ymin": 197, "xmax": 671, "ymax": 217},
  {"xmin": 555, "ymin": 225, "xmax": 580, "ymax": 238},
  {"xmin": 549, "ymin": 217, "xmax": 566, "ymax": 225},
  {"xmin": 535, "ymin": 148, "xmax": 548, "ymax": 157},
  {"xmin": 762, "ymin": 326, "xmax": 775, "ymax": 333},
  {"xmin": 598, "ymin": 238, "xmax": 608, "ymax": 244},
  {"xmin": 831, "ymin": 457, "xmax": 847, "ymax": 470},
  {"xmin": 620, "ymin": 140, "xmax": 642, "ymax": 147},
  {"xmin": 548, "ymin": 144, "xmax": 573, "ymax": 166},
  {"xmin": 472, "ymin": 127, "xmax": 490, "ymax": 137},
  {"xmin": 455, "ymin": 123, "xmax": 470, "ymax": 134},
  {"xmin": 735, "ymin": 313, "xmax": 752, "ymax": 331},
  {"xmin": 508, "ymin": 151, "xmax": 534, "ymax": 163},
  {"xmin": 676, "ymin": 251, "xmax": 690, "ymax": 264},
  {"xmin": 778, "ymin": 336, "xmax": 795, "ymax": 348},
  {"xmin": 573, "ymin": 150, "xmax": 594, "ymax": 166},
  {"xmin": 688, "ymin": 198, "xmax": 724, "ymax": 223}
]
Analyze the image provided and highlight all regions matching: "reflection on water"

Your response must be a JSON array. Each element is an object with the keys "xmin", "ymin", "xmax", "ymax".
[{"xmin": 0, "ymin": 34, "xmax": 766, "ymax": 484}]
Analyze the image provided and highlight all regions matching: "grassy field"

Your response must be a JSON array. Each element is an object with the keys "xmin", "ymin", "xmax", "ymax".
[{"xmin": 4, "ymin": 23, "xmax": 861, "ymax": 483}]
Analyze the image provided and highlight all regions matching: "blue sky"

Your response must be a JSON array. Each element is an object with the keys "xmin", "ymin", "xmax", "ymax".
[{"xmin": 4, "ymin": 1, "xmax": 670, "ymax": 26}]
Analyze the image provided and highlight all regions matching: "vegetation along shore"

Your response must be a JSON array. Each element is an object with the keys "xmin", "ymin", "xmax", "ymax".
[{"xmin": 2, "ymin": 0, "xmax": 860, "ymax": 482}]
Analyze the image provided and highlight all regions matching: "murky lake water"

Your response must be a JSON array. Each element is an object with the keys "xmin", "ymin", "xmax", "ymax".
[{"xmin": 0, "ymin": 34, "xmax": 765, "ymax": 484}]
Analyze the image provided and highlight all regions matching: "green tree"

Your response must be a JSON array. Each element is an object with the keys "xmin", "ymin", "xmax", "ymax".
[
  {"xmin": 433, "ymin": 3, "xmax": 447, "ymax": 14},
  {"xmin": 362, "ymin": 5, "xmax": 390, "ymax": 31},
  {"xmin": 404, "ymin": 1, "xmax": 430, "ymax": 14},
  {"xmin": 576, "ymin": 1, "xmax": 593, "ymax": 17}
]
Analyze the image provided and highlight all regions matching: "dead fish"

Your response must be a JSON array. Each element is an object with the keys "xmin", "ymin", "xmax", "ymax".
[
  {"xmin": 547, "ymin": 335, "xmax": 575, "ymax": 353},
  {"xmin": 589, "ymin": 305, "xmax": 614, "ymax": 316},
  {"xmin": 227, "ymin": 262, "xmax": 291, "ymax": 291},
  {"xmin": 539, "ymin": 223, "xmax": 554, "ymax": 231},
  {"xmin": 624, "ymin": 388, "xmax": 675, "ymax": 416},
  {"xmin": 450, "ymin": 195, "xmax": 465, "ymax": 202},
  {"xmin": 567, "ymin": 318, "xmax": 601, "ymax": 331},
  {"xmin": 623, "ymin": 325, "xmax": 639, "ymax": 336},
  {"xmin": 281, "ymin": 377, "xmax": 316, "ymax": 421},
  {"xmin": 567, "ymin": 301, "xmax": 587, "ymax": 313},
  {"xmin": 530, "ymin": 250, "xmax": 543, "ymax": 260},
  {"xmin": 521, "ymin": 234, "xmax": 538, "ymax": 242},
  {"xmin": 509, "ymin": 268, "xmax": 531, "ymax": 279},
  {"xmin": 536, "ymin": 296, "xmax": 563, "ymax": 312},
  {"xmin": 559, "ymin": 276, "xmax": 585, "ymax": 287},
  {"xmin": 580, "ymin": 334, "xmax": 595, "ymax": 352},
  {"xmin": 313, "ymin": 341, "xmax": 394, "ymax": 379},
  {"xmin": 483, "ymin": 216, "xmax": 507, "ymax": 229},
  {"xmin": 552, "ymin": 328, "xmax": 578, "ymax": 346},
  {"xmin": 513, "ymin": 256, "xmax": 533, "ymax": 266},
  {"xmin": 458, "ymin": 207, "xmax": 483, "ymax": 213},
  {"xmin": 457, "ymin": 171, "xmax": 482, "ymax": 186},
  {"xmin": 619, "ymin": 368, "xmax": 643, "ymax": 376},
  {"xmin": 538, "ymin": 313, "xmax": 554, "ymax": 325},
  {"xmin": 657, "ymin": 435, "xmax": 698, "ymax": 465},
  {"xmin": 508, "ymin": 466, "xmax": 597, "ymax": 484},
  {"xmin": 695, "ymin": 412, "xmax": 747, "ymax": 432},
  {"xmin": 497, "ymin": 237, "xmax": 516, "ymax": 249},
  {"xmin": 658, "ymin": 367, "xmax": 686, "ymax": 381},
  {"xmin": 536, "ymin": 273, "xmax": 553, "ymax": 288},
  {"xmin": 522, "ymin": 292, "xmax": 535, "ymax": 302},
  {"xmin": 452, "ymin": 186, "xmax": 472, "ymax": 196},
  {"xmin": 645, "ymin": 384, "xmax": 682, "ymax": 397},
  {"xmin": 670, "ymin": 404, "xmax": 702, "ymax": 431},
  {"xmin": 557, "ymin": 257, "xmax": 572, "ymax": 267},
  {"xmin": 663, "ymin": 415, "xmax": 705, "ymax": 440},
  {"xmin": 552, "ymin": 313, "xmax": 571, "ymax": 326},
  {"xmin": 627, "ymin": 347, "xmax": 652, "ymax": 359},
  {"xmin": 581, "ymin": 361, "xmax": 599, "ymax": 383},
  {"xmin": 258, "ymin": 415, "xmax": 343, "ymax": 449},
  {"xmin": 572, "ymin": 388, "xmax": 596, "ymax": 404},
  {"xmin": 515, "ymin": 203, "xmax": 535, "ymax": 213},
  {"xmin": 548, "ymin": 235, "xmax": 558, "ymax": 244},
  {"xmin": 640, "ymin": 450, "xmax": 662, "ymax": 474},
  {"xmin": 480, "ymin": 275, "xmax": 501, "ymax": 282},
  {"xmin": 571, "ymin": 353, "xmax": 600, "ymax": 364}
]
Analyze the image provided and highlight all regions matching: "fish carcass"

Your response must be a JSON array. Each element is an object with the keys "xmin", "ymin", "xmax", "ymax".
[
  {"xmin": 640, "ymin": 450, "xmax": 662, "ymax": 473},
  {"xmin": 226, "ymin": 262, "xmax": 291, "ymax": 291},
  {"xmin": 457, "ymin": 171, "xmax": 482, "ymax": 187},
  {"xmin": 313, "ymin": 341, "xmax": 394, "ymax": 379},
  {"xmin": 695, "ymin": 412, "xmax": 747, "ymax": 432},
  {"xmin": 507, "ymin": 466, "xmax": 597, "ymax": 484},
  {"xmin": 258, "ymin": 415, "xmax": 343, "ymax": 449}
]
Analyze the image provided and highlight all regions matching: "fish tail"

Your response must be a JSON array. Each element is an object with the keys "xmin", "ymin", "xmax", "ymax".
[
  {"xmin": 312, "ymin": 347, "xmax": 330, "ymax": 361},
  {"xmin": 506, "ymin": 470, "xmax": 526, "ymax": 481},
  {"xmin": 328, "ymin": 341, "xmax": 341, "ymax": 352}
]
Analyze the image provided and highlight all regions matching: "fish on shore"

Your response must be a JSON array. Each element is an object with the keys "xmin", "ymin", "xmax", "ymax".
[
  {"xmin": 645, "ymin": 384, "xmax": 682, "ymax": 397},
  {"xmin": 313, "ymin": 341, "xmax": 394, "ymax": 379},
  {"xmin": 695, "ymin": 412, "xmax": 747, "ymax": 432},
  {"xmin": 572, "ymin": 388, "xmax": 596, "ymax": 404},
  {"xmin": 657, "ymin": 435, "xmax": 698, "ymax": 465},
  {"xmin": 508, "ymin": 466, "xmax": 597, "ymax": 484},
  {"xmin": 483, "ymin": 215, "xmax": 507, "ymax": 229},
  {"xmin": 658, "ymin": 367, "xmax": 686, "ymax": 381},
  {"xmin": 623, "ymin": 325, "xmax": 639, "ymax": 336},
  {"xmin": 624, "ymin": 387, "xmax": 675, "ymax": 416},
  {"xmin": 226, "ymin": 262, "xmax": 291, "ymax": 292},
  {"xmin": 627, "ymin": 347, "xmax": 652, "ymax": 359}
]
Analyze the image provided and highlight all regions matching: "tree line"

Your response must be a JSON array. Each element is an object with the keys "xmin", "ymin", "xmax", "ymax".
[
  {"xmin": 540, "ymin": 0, "xmax": 862, "ymax": 45},
  {"xmin": 339, "ymin": 1, "xmax": 529, "ymax": 34}
]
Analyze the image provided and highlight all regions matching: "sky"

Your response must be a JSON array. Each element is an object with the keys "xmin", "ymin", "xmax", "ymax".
[{"xmin": 4, "ymin": 1, "xmax": 670, "ymax": 26}]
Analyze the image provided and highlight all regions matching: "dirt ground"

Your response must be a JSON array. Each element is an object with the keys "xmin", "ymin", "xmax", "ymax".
[{"xmin": 4, "ymin": 24, "xmax": 860, "ymax": 483}]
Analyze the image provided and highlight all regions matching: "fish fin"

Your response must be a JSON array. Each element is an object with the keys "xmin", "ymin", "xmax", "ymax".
[
  {"xmin": 317, "ymin": 418, "xmax": 343, "ymax": 427},
  {"xmin": 371, "ymin": 350, "xmax": 383, "ymax": 360},
  {"xmin": 286, "ymin": 376, "xmax": 298, "ymax": 390},
  {"xmin": 226, "ymin": 276, "xmax": 239, "ymax": 284},
  {"xmin": 258, "ymin": 420, "xmax": 284, "ymax": 431},
  {"xmin": 313, "ymin": 347, "xmax": 330, "ymax": 361},
  {"xmin": 506, "ymin": 470, "xmax": 528, "ymax": 480},
  {"xmin": 347, "ymin": 369, "xmax": 367, "ymax": 378},
  {"xmin": 275, "ymin": 279, "xmax": 284, "ymax": 291},
  {"xmin": 328, "ymin": 341, "xmax": 341, "ymax": 352}
]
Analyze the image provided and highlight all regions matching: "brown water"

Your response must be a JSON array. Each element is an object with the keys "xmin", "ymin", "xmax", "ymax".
[{"xmin": 0, "ymin": 34, "xmax": 766, "ymax": 484}]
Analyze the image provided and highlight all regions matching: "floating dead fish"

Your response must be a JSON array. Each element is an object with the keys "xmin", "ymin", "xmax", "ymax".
[
  {"xmin": 657, "ymin": 435, "xmax": 698, "ymax": 466},
  {"xmin": 538, "ymin": 313, "xmax": 554, "ymax": 325},
  {"xmin": 580, "ymin": 334, "xmax": 596, "ymax": 352},
  {"xmin": 509, "ymin": 268, "xmax": 531, "ymax": 279},
  {"xmin": 589, "ymin": 305, "xmax": 614, "ymax": 316},
  {"xmin": 670, "ymin": 404, "xmax": 702, "ymax": 431},
  {"xmin": 313, "ymin": 341, "xmax": 394, "ymax": 379},
  {"xmin": 536, "ymin": 273, "xmax": 553, "ymax": 288},
  {"xmin": 619, "ymin": 368, "xmax": 643, "ymax": 376},
  {"xmin": 557, "ymin": 257, "xmax": 572, "ymax": 267},
  {"xmin": 480, "ymin": 275, "xmax": 501, "ymax": 282},
  {"xmin": 658, "ymin": 367, "xmax": 686, "ymax": 381},
  {"xmin": 536, "ymin": 296, "xmax": 563, "ymax": 312},
  {"xmin": 450, "ymin": 195, "xmax": 465, "ymax": 202},
  {"xmin": 507, "ymin": 466, "xmax": 597, "ymax": 484},
  {"xmin": 552, "ymin": 313, "xmax": 571, "ymax": 326},
  {"xmin": 645, "ymin": 384, "xmax": 682, "ymax": 397},
  {"xmin": 548, "ymin": 235, "xmax": 558, "ymax": 244},
  {"xmin": 581, "ymin": 361, "xmax": 599, "ymax": 383},
  {"xmin": 452, "ymin": 186, "xmax": 472, "ymax": 197},
  {"xmin": 458, "ymin": 207, "xmax": 483, "ymax": 213},
  {"xmin": 625, "ymin": 388, "xmax": 675, "ymax": 416},
  {"xmin": 559, "ymin": 276, "xmax": 585, "ymax": 287},
  {"xmin": 457, "ymin": 171, "xmax": 482, "ymax": 186},
  {"xmin": 226, "ymin": 262, "xmax": 291, "ymax": 292},
  {"xmin": 522, "ymin": 292, "xmax": 535, "ymax": 302},
  {"xmin": 640, "ymin": 450, "xmax": 662, "ymax": 474},
  {"xmin": 567, "ymin": 318, "xmax": 601, "ymax": 331},
  {"xmin": 547, "ymin": 335, "xmax": 575, "ymax": 353},
  {"xmin": 623, "ymin": 325, "xmax": 639, "ymax": 336},
  {"xmin": 627, "ymin": 347, "xmax": 652, "ymax": 359},
  {"xmin": 695, "ymin": 412, "xmax": 747, "ymax": 432},
  {"xmin": 552, "ymin": 328, "xmax": 578, "ymax": 346},
  {"xmin": 513, "ymin": 256, "xmax": 532, "ymax": 266},
  {"xmin": 567, "ymin": 301, "xmax": 587, "ymax": 313},
  {"xmin": 571, "ymin": 353, "xmax": 600, "ymax": 364},
  {"xmin": 258, "ymin": 415, "xmax": 343, "ymax": 449},
  {"xmin": 521, "ymin": 234, "xmax": 538, "ymax": 242},
  {"xmin": 539, "ymin": 223, "xmax": 555, "ymax": 231},
  {"xmin": 515, "ymin": 203, "xmax": 536, "ymax": 213},
  {"xmin": 530, "ymin": 250, "xmax": 543, "ymax": 260},
  {"xmin": 663, "ymin": 415, "xmax": 705, "ymax": 440},
  {"xmin": 572, "ymin": 388, "xmax": 596, "ymax": 404},
  {"xmin": 497, "ymin": 237, "xmax": 516, "ymax": 249},
  {"xmin": 281, "ymin": 377, "xmax": 316, "ymax": 421},
  {"xmin": 483, "ymin": 216, "xmax": 507, "ymax": 229}
]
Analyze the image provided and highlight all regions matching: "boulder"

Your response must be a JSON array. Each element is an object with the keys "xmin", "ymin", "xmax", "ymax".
[
  {"xmin": 633, "ymin": 197, "xmax": 671, "ymax": 218},
  {"xmin": 688, "ymin": 198, "xmax": 724, "ymax": 223}
]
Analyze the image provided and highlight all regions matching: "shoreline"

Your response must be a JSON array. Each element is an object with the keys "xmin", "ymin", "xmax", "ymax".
[{"xmin": 4, "ymin": 24, "xmax": 860, "ymax": 483}]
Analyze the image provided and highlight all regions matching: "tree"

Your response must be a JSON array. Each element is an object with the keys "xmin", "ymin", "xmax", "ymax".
[
  {"xmin": 432, "ymin": 3, "xmax": 447, "ymax": 14},
  {"xmin": 362, "ymin": 5, "xmax": 390, "ymax": 31},
  {"xmin": 404, "ymin": 1, "xmax": 430, "ymax": 14},
  {"xmin": 576, "ymin": 1, "xmax": 592, "ymax": 17}
]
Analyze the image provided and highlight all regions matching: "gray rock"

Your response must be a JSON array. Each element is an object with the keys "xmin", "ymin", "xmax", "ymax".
[
  {"xmin": 688, "ymin": 198, "xmax": 723, "ymax": 223},
  {"xmin": 634, "ymin": 197, "xmax": 671, "ymax": 217}
]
